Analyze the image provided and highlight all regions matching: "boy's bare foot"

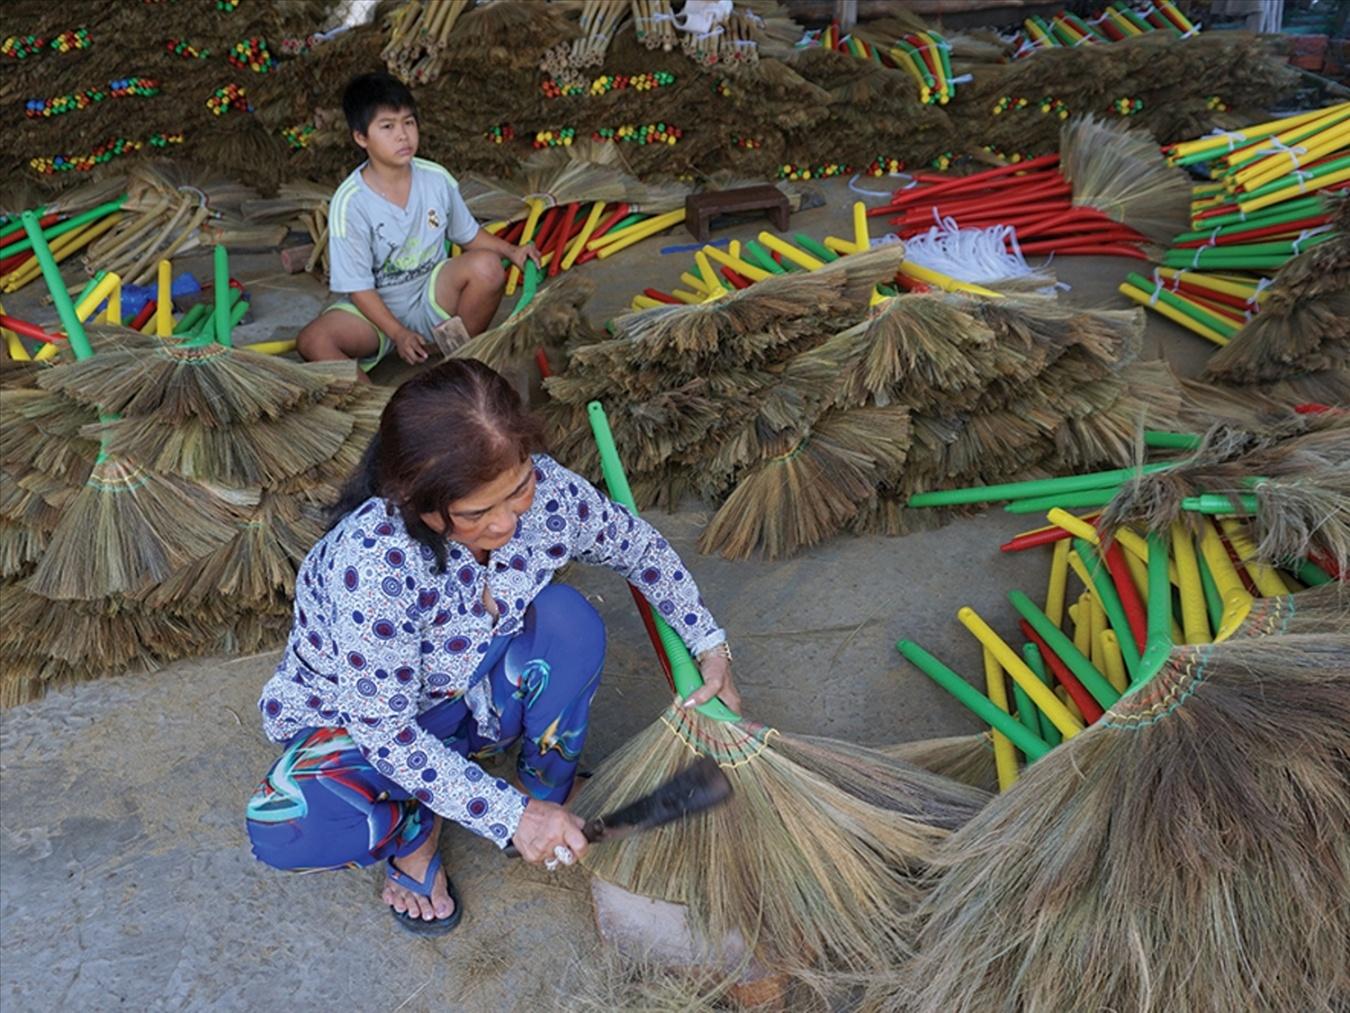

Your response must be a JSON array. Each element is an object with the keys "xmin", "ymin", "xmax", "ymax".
[{"xmin": 382, "ymin": 816, "xmax": 455, "ymax": 921}]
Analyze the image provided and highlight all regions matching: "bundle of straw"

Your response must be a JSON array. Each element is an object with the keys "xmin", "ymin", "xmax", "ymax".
[
  {"xmin": 631, "ymin": 0, "xmax": 677, "ymax": 51},
  {"xmin": 381, "ymin": 0, "xmax": 471, "ymax": 85}
]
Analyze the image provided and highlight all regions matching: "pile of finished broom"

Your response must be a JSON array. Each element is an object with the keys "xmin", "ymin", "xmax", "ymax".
[{"xmin": 0, "ymin": 211, "xmax": 386, "ymax": 706}]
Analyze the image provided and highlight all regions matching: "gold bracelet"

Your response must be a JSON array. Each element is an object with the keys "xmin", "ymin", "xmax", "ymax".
[{"xmin": 699, "ymin": 642, "xmax": 732, "ymax": 663}]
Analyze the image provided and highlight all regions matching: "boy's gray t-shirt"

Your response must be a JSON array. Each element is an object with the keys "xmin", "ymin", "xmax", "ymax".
[{"xmin": 327, "ymin": 157, "xmax": 479, "ymax": 316}]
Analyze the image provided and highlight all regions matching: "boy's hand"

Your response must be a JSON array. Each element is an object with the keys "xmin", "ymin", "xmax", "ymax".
[
  {"xmin": 510, "ymin": 243, "xmax": 541, "ymax": 272},
  {"xmin": 391, "ymin": 327, "xmax": 429, "ymax": 365}
]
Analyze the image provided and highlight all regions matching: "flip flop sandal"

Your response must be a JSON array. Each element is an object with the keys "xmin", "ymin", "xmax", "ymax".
[{"xmin": 385, "ymin": 851, "xmax": 463, "ymax": 936}]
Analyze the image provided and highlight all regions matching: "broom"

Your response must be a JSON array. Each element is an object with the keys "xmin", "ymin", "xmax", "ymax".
[
  {"xmin": 573, "ymin": 401, "xmax": 990, "ymax": 977},
  {"xmin": 451, "ymin": 268, "xmax": 595, "ymax": 374},
  {"xmin": 897, "ymin": 628, "xmax": 1350, "ymax": 1012}
]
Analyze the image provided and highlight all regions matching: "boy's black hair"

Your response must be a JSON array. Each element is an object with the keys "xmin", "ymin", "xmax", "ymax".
[{"xmin": 341, "ymin": 72, "xmax": 418, "ymax": 136}]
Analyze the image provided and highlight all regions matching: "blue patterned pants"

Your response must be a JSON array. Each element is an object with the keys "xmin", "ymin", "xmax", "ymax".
[{"xmin": 246, "ymin": 584, "xmax": 606, "ymax": 870}]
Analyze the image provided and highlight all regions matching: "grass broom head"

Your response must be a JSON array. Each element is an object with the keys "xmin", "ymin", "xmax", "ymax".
[
  {"xmin": 1203, "ymin": 216, "xmax": 1350, "ymax": 384},
  {"xmin": 0, "ymin": 386, "xmax": 99, "ymax": 483},
  {"xmin": 697, "ymin": 404, "xmax": 911, "ymax": 560},
  {"xmin": 1060, "ymin": 114, "xmax": 1191, "ymax": 244},
  {"xmin": 882, "ymin": 733, "xmax": 998, "ymax": 794},
  {"xmin": 699, "ymin": 338, "xmax": 854, "ymax": 486},
  {"xmin": 572, "ymin": 702, "xmax": 990, "ymax": 976},
  {"xmin": 23, "ymin": 454, "xmax": 248, "ymax": 601},
  {"xmin": 36, "ymin": 326, "xmax": 333, "ymax": 427},
  {"xmin": 139, "ymin": 493, "xmax": 322, "ymax": 611},
  {"xmin": 897, "ymin": 629, "xmax": 1350, "ymax": 1013},
  {"xmin": 464, "ymin": 140, "xmax": 690, "ymax": 222},
  {"xmin": 452, "ymin": 273, "xmax": 596, "ymax": 374},
  {"xmin": 79, "ymin": 404, "xmax": 355, "ymax": 488},
  {"xmin": 841, "ymin": 294, "xmax": 996, "ymax": 406},
  {"xmin": 607, "ymin": 268, "xmax": 853, "ymax": 364},
  {"xmin": 1102, "ymin": 412, "xmax": 1350, "ymax": 572}
]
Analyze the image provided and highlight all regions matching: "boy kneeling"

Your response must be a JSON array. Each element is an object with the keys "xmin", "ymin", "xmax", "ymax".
[{"xmin": 297, "ymin": 72, "xmax": 538, "ymax": 372}]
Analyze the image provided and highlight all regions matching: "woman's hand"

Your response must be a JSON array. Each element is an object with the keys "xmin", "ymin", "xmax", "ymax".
[
  {"xmin": 684, "ymin": 645, "xmax": 742, "ymax": 714},
  {"xmin": 509, "ymin": 242, "xmax": 542, "ymax": 272},
  {"xmin": 511, "ymin": 798, "xmax": 588, "ymax": 867}
]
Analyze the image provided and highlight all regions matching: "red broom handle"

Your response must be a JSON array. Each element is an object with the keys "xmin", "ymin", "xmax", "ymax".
[
  {"xmin": 719, "ymin": 265, "xmax": 752, "ymax": 289},
  {"xmin": 588, "ymin": 203, "xmax": 631, "ymax": 242},
  {"xmin": 0, "ymin": 313, "xmax": 62, "ymax": 343},
  {"xmin": 1100, "ymin": 541, "xmax": 1148, "ymax": 650},
  {"xmin": 0, "ymin": 250, "xmax": 34, "ymax": 275},
  {"xmin": 1000, "ymin": 514, "xmax": 1103, "ymax": 552},
  {"xmin": 548, "ymin": 202, "xmax": 579, "ymax": 277},
  {"xmin": 894, "ymin": 273, "xmax": 931, "ymax": 292},
  {"xmin": 895, "ymin": 186, "xmax": 1073, "ymax": 223},
  {"xmin": 895, "ymin": 175, "xmax": 1070, "ymax": 214},
  {"xmin": 128, "ymin": 299, "xmax": 157, "ymax": 331},
  {"xmin": 1021, "ymin": 243, "xmax": 1149, "ymax": 259},
  {"xmin": 642, "ymin": 288, "xmax": 681, "ymax": 304},
  {"xmin": 1178, "ymin": 292, "xmax": 1248, "ymax": 324},
  {"xmin": 501, "ymin": 218, "xmax": 527, "ymax": 245},
  {"xmin": 532, "ymin": 207, "xmax": 561, "ymax": 252},
  {"xmin": 1165, "ymin": 280, "xmax": 1259, "ymax": 312},
  {"xmin": 1172, "ymin": 214, "xmax": 1332, "ymax": 248},
  {"xmin": 1018, "ymin": 620, "xmax": 1105, "ymax": 722},
  {"xmin": 896, "ymin": 204, "xmax": 1079, "ymax": 232},
  {"xmin": 874, "ymin": 154, "xmax": 1061, "ymax": 213},
  {"xmin": 0, "ymin": 212, "xmax": 62, "ymax": 254}
]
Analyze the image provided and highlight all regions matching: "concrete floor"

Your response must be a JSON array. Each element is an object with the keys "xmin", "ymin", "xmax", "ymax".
[{"xmin": 0, "ymin": 177, "xmax": 1213, "ymax": 1011}]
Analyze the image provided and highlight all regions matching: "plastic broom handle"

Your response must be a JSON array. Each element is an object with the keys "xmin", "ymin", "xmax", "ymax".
[
  {"xmin": 897, "ymin": 640, "xmax": 1051, "ymax": 759},
  {"xmin": 21, "ymin": 210, "xmax": 94, "ymax": 361},
  {"xmin": 586, "ymin": 401, "xmax": 740, "ymax": 722},
  {"xmin": 214, "ymin": 244, "xmax": 232, "ymax": 347},
  {"xmin": 909, "ymin": 460, "xmax": 1176, "ymax": 507}
]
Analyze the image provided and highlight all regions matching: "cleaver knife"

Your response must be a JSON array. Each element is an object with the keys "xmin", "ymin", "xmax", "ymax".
[{"xmin": 505, "ymin": 755, "xmax": 731, "ymax": 857}]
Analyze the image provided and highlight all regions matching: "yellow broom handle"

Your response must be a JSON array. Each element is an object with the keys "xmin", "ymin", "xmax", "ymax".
[
  {"xmin": 958, "ymin": 606, "xmax": 1083, "ymax": 737},
  {"xmin": 982, "ymin": 648, "xmax": 1020, "ymax": 790}
]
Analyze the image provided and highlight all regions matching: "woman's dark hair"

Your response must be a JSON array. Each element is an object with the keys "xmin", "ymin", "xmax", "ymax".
[
  {"xmin": 341, "ymin": 71, "xmax": 417, "ymax": 136},
  {"xmin": 329, "ymin": 360, "xmax": 547, "ymax": 571}
]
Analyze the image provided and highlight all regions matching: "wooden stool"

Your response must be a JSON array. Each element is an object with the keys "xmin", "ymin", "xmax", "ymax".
[{"xmin": 685, "ymin": 185, "xmax": 790, "ymax": 243}]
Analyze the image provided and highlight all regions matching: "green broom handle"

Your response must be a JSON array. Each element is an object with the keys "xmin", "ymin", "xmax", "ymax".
[
  {"xmin": 1136, "ymin": 531, "xmax": 1175, "ymax": 685},
  {"xmin": 743, "ymin": 240, "xmax": 786, "ymax": 275},
  {"xmin": 5, "ymin": 197, "xmax": 126, "ymax": 258},
  {"xmin": 214, "ymin": 244, "xmax": 232, "ymax": 347},
  {"xmin": 1004, "ymin": 487, "xmax": 1120, "ymax": 514},
  {"xmin": 1145, "ymin": 430, "xmax": 1201, "ymax": 450},
  {"xmin": 1008, "ymin": 677, "xmax": 1042, "ymax": 757},
  {"xmin": 516, "ymin": 259, "xmax": 540, "ymax": 309},
  {"xmin": 586, "ymin": 400, "xmax": 740, "ymax": 723},
  {"xmin": 1008, "ymin": 590, "xmax": 1120, "ymax": 709},
  {"xmin": 897, "ymin": 640, "xmax": 1052, "ymax": 760},
  {"xmin": 1183, "ymin": 493, "xmax": 1259, "ymax": 514},
  {"xmin": 794, "ymin": 233, "xmax": 839, "ymax": 262},
  {"xmin": 1195, "ymin": 547, "xmax": 1225, "ymax": 631},
  {"xmin": 909, "ymin": 460, "xmax": 1175, "ymax": 507},
  {"xmin": 1072, "ymin": 537, "xmax": 1142, "ymax": 679},
  {"xmin": 1294, "ymin": 559, "xmax": 1332, "ymax": 586},
  {"xmin": 1020, "ymin": 643, "xmax": 1062, "ymax": 745},
  {"xmin": 21, "ymin": 210, "xmax": 94, "ymax": 361}
]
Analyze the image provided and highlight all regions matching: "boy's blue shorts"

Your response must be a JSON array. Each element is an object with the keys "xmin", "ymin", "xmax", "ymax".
[{"xmin": 323, "ymin": 260, "xmax": 454, "ymax": 371}]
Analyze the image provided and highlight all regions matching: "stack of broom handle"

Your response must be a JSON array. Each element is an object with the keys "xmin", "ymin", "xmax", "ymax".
[{"xmin": 587, "ymin": 400, "xmax": 740, "ymax": 722}]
